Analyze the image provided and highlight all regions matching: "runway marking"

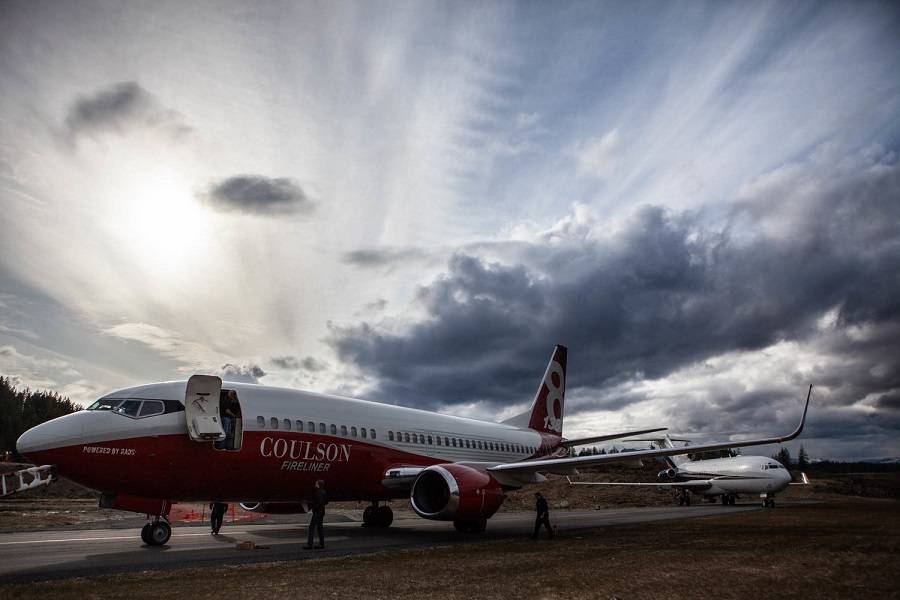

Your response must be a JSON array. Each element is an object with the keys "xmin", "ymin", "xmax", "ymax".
[{"xmin": 0, "ymin": 531, "xmax": 249, "ymax": 546}]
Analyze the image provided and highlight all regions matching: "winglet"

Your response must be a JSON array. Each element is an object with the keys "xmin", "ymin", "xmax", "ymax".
[{"xmin": 776, "ymin": 385, "xmax": 812, "ymax": 443}]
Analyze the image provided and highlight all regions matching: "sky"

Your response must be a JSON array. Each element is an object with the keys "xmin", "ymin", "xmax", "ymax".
[{"xmin": 1, "ymin": 0, "xmax": 898, "ymax": 460}]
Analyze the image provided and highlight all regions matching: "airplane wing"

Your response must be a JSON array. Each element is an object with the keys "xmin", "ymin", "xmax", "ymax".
[
  {"xmin": 488, "ymin": 385, "xmax": 812, "ymax": 477},
  {"xmin": 565, "ymin": 476, "xmax": 713, "ymax": 490},
  {"xmin": 559, "ymin": 427, "xmax": 668, "ymax": 448}
]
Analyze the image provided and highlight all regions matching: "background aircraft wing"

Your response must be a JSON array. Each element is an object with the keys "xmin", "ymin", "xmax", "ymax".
[
  {"xmin": 489, "ymin": 386, "xmax": 811, "ymax": 477},
  {"xmin": 560, "ymin": 427, "xmax": 667, "ymax": 448},
  {"xmin": 566, "ymin": 476, "xmax": 713, "ymax": 490}
]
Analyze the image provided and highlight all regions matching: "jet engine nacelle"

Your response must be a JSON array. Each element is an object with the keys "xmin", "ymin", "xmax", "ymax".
[
  {"xmin": 410, "ymin": 464, "xmax": 505, "ymax": 522},
  {"xmin": 658, "ymin": 468, "xmax": 678, "ymax": 480},
  {"xmin": 239, "ymin": 501, "xmax": 307, "ymax": 514}
]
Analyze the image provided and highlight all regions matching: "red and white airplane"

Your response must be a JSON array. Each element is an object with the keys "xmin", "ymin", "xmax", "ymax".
[{"xmin": 15, "ymin": 345, "xmax": 809, "ymax": 545}]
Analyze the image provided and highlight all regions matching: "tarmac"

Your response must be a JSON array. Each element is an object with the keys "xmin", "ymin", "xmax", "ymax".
[{"xmin": 0, "ymin": 504, "xmax": 759, "ymax": 583}]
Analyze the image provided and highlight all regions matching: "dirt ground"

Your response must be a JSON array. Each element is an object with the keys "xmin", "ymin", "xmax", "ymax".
[{"xmin": 1, "ymin": 497, "xmax": 897, "ymax": 599}]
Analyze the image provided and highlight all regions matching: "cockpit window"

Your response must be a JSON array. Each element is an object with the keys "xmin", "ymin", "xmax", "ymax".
[
  {"xmin": 89, "ymin": 397, "xmax": 184, "ymax": 416},
  {"xmin": 87, "ymin": 398, "xmax": 123, "ymax": 411},
  {"xmin": 138, "ymin": 400, "xmax": 165, "ymax": 417},
  {"xmin": 116, "ymin": 400, "xmax": 142, "ymax": 417}
]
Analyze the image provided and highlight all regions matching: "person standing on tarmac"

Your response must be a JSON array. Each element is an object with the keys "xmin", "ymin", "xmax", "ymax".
[
  {"xmin": 305, "ymin": 479, "xmax": 328, "ymax": 549},
  {"xmin": 209, "ymin": 501, "xmax": 227, "ymax": 535},
  {"xmin": 531, "ymin": 492, "xmax": 553, "ymax": 539}
]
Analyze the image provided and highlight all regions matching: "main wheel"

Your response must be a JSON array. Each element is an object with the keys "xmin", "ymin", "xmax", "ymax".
[
  {"xmin": 147, "ymin": 521, "xmax": 171, "ymax": 546},
  {"xmin": 140, "ymin": 523, "xmax": 152, "ymax": 544},
  {"xmin": 684, "ymin": 494, "xmax": 691, "ymax": 506},
  {"xmin": 362, "ymin": 505, "xmax": 376, "ymax": 527},
  {"xmin": 375, "ymin": 505, "xmax": 393, "ymax": 528}
]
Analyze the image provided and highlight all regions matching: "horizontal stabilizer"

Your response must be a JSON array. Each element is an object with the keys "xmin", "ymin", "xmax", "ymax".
[{"xmin": 560, "ymin": 427, "xmax": 668, "ymax": 448}]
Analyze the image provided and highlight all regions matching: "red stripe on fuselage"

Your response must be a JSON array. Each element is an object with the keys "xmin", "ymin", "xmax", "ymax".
[{"xmin": 28, "ymin": 432, "xmax": 447, "ymax": 502}]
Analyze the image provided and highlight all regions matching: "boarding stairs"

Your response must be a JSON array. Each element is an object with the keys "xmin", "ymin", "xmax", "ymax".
[{"xmin": 0, "ymin": 465, "xmax": 55, "ymax": 498}]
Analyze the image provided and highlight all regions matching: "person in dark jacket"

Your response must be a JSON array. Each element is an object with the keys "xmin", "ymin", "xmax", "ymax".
[
  {"xmin": 305, "ymin": 479, "xmax": 328, "ymax": 549},
  {"xmin": 209, "ymin": 501, "xmax": 227, "ymax": 535},
  {"xmin": 531, "ymin": 492, "xmax": 553, "ymax": 539}
]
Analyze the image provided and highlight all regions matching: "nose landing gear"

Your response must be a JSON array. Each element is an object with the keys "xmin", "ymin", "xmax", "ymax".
[{"xmin": 141, "ymin": 516, "xmax": 172, "ymax": 546}]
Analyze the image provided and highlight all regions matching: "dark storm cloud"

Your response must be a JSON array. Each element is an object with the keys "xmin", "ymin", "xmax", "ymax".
[
  {"xmin": 200, "ymin": 176, "xmax": 312, "ymax": 216},
  {"xmin": 343, "ymin": 247, "xmax": 429, "ymax": 268},
  {"xmin": 270, "ymin": 355, "xmax": 327, "ymax": 372},
  {"xmin": 328, "ymin": 152, "xmax": 900, "ymax": 432},
  {"xmin": 64, "ymin": 82, "xmax": 191, "ymax": 139},
  {"xmin": 218, "ymin": 363, "xmax": 265, "ymax": 383}
]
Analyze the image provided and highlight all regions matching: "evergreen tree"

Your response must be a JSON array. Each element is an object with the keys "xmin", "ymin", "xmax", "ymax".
[
  {"xmin": 798, "ymin": 445, "xmax": 810, "ymax": 468},
  {"xmin": 0, "ymin": 377, "xmax": 81, "ymax": 459},
  {"xmin": 772, "ymin": 446, "xmax": 792, "ymax": 466}
]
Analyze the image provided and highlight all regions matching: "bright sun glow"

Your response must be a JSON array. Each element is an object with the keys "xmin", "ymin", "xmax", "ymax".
[{"xmin": 91, "ymin": 143, "xmax": 215, "ymax": 287}]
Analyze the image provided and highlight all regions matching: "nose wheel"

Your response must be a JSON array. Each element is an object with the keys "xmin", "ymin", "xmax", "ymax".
[{"xmin": 141, "ymin": 517, "xmax": 172, "ymax": 546}]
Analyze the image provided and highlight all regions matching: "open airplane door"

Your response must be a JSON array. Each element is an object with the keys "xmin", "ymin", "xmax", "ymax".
[{"xmin": 185, "ymin": 375, "xmax": 225, "ymax": 442}]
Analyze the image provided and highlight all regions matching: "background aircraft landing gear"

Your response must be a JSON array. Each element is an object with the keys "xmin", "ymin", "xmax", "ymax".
[
  {"xmin": 678, "ymin": 490, "xmax": 691, "ymax": 506},
  {"xmin": 362, "ymin": 502, "xmax": 393, "ymax": 528},
  {"xmin": 762, "ymin": 496, "xmax": 776, "ymax": 508},
  {"xmin": 141, "ymin": 517, "xmax": 171, "ymax": 546}
]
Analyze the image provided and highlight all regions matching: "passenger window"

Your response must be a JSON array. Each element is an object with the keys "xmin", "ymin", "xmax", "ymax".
[
  {"xmin": 297, "ymin": 420, "xmax": 304, "ymax": 432},
  {"xmin": 138, "ymin": 400, "xmax": 164, "ymax": 417},
  {"xmin": 412, "ymin": 433, "xmax": 418, "ymax": 443},
  {"xmin": 270, "ymin": 417, "xmax": 279, "ymax": 430},
  {"xmin": 444, "ymin": 437, "xmax": 450, "ymax": 446},
  {"xmin": 361, "ymin": 428, "xmax": 367, "ymax": 439},
  {"xmin": 351, "ymin": 426, "xmax": 358, "ymax": 437},
  {"xmin": 427, "ymin": 435, "xmax": 433, "ymax": 445},
  {"xmin": 319, "ymin": 423, "xmax": 326, "ymax": 434},
  {"xmin": 257, "ymin": 416, "xmax": 265, "ymax": 427},
  {"xmin": 308, "ymin": 421, "xmax": 315, "ymax": 432},
  {"xmin": 404, "ymin": 433, "xmax": 410, "ymax": 443},
  {"xmin": 370, "ymin": 429, "xmax": 376, "ymax": 439},
  {"xmin": 284, "ymin": 419, "xmax": 291, "ymax": 431},
  {"xmin": 465, "ymin": 440, "xmax": 470, "ymax": 449},
  {"xmin": 341, "ymin": 425, "xmax": 348, "ymax": 436},
  {"xmin": 436, "ymin": 437, "xmax": 442, "ymax": 446},
  {"xmin": 389, "ymin": 431, "xmax": 394, "ymax": 441},
  {"xmin": 330, "ymin": 424, "xmax": 337, "ymax": 434},
  {"xmin": 452, "ymin": 438, "xmax": 457, "ymax": 447}
]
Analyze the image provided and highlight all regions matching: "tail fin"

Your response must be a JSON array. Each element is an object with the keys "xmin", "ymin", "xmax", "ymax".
[
  {"xmin": 524, "ymin": 345, "xmax": 567, "ymax": 434},
  {"xmin": 660, "ymin": 435, "xmax": 690, "ymax": 468}
]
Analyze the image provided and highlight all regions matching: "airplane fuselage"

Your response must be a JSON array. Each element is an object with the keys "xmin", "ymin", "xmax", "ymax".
[
  {"xmin": 17, "ymin": 380, "xmax": 560, "ymax": 503},
  {"xmin": 673, "ymin": 455, "xmax": 792, "ymax": 496}
]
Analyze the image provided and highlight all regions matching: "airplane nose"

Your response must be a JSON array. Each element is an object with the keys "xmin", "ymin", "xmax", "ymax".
[{"xmin": 16, "ymin": 412, "xmax": 85, "ymax": 458}]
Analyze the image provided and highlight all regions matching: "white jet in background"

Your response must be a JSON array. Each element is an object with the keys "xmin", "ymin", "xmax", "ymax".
[{"xmin": 569, "ymin": 387, "xmax": 812, "ymax": 508}]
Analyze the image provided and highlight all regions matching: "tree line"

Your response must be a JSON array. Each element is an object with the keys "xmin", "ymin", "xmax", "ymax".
[{"xmin": 0, "ymin": 376, "xmax": 81, "ymax": 460}]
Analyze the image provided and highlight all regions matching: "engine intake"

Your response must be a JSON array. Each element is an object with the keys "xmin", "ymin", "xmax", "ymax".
[
  {"xmin": 410, "ymin": 464, "xmax": 504, "ymax": 522},
  {"xmin": 658, "ymin": 468, "xmax": 678, "ymax": 480},
  {"xmin": 239, "ymin": 501, "xmax": 307, "ymax": 514}
]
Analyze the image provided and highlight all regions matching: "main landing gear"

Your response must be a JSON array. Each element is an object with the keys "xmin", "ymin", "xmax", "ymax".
[
  {"xmin": 677, "ymin": 490, "xmax": 691, "ymax": 506},
  {"xmin": 141, "ymin": 516, "xmax": 172, "ymax": 546},
  {"xmin": 362, "ymin": 502, "xmax": 393, "ymax": 528},
  {"xmin": 761, "ymin": 494, "xmax": 776, "ymax": 508},
  {"xmin": 721, "ymin": 494, "xmax": 737, "ymax": 505}
]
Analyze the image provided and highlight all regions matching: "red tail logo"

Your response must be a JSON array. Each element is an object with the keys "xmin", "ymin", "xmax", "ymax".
[{"xmin": 527, "ymin": 345, "xmax": 567, "ymax": 434}]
